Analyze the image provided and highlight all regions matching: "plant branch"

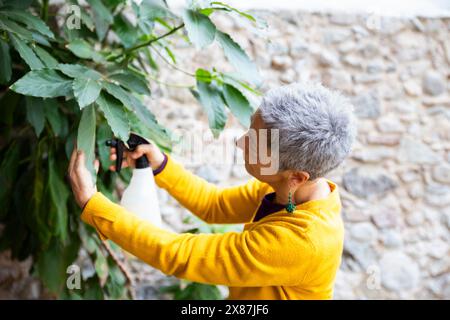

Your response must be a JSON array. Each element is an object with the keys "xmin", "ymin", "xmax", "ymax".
[
  {"xmin": 101, "ymin": 240, "xmax": 136, "ymax": 300},
  {"xmin": 149, "ymin": 46, "xmax": 195, "ymax": 77},
  {"xmin": 147, "ymin": 73, "xmax": 195, "ymax": 89},
  {"xmin": 109, "ymin": 23, "xmax": 185, "ymax": 61},
  {"xmin": 127, "ymin": 23, "xmax": 184, "ymax": 53},
  {"xmin": 41, "ymin": 0, "xmax": 49, "ymax": 22}
]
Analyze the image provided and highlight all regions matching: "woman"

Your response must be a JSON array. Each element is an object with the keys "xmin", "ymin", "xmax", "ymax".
[{"xmin": 68, "ymin": 82, "xmax": 356, "ymax": 299}]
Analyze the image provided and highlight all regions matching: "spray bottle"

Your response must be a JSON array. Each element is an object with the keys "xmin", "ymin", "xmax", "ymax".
[{"xmin": 106, "ymin": 133, "xmax": 162, "ymax": 228}]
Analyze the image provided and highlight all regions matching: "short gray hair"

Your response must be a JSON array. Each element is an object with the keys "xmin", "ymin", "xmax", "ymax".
[{"xmin": 259, "ymin": 82, "xmax": 356, "ymax": 180}]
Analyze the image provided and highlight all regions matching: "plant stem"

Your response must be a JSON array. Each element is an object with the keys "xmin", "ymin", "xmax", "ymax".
[
  {"xmin": 109, "ymin": 23, "xmax": 185, "ymax": 61},
  {"xmin": 147, "ymin": 73, "xmax": 195, "ymax": 89},
  {"xmin": 101, "ymin": 240, "xmax": 136, "ymax": 300},
  {"xmin": 150, "ymin": 46, "xmax": 195, "ymax": 77},
  {"xmin": 41, "ymin": 0, "xmax": 49, "ymax": 22},
  {"xmin": 126, "ymin": 23, "xmax": 184, "ymax": 53}
]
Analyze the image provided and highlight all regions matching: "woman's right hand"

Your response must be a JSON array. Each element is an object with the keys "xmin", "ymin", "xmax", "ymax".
[{"xmin": 109, "ymin": 143, "xmax": 165, "ymax": 171}]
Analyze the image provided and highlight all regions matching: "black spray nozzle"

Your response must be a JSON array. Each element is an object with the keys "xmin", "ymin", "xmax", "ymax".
[{"xmin": 106, "ymin": 133, "xmax": 150, "ymax": 173}]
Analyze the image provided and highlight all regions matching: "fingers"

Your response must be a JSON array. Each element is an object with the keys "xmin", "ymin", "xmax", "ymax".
[
  {"xmin": 108, "ymin": 160, "xmax": 129, "ymax": 171},
  {"xmin": 68, "ymin": 147, "xmax": 78, "ymax": 175},
  {"xmin": 109, "ymin": 149, "xmax": 133, "ymax": 171},
  {"xmin": 94, "ymin": 159, "xmax": 100, "ymax": 174},
  {"xmin": 130, "ymin": 144, "xmax": 152, "ymax": 159},
  {"xmin": 75, "ymin": 150, "xmax": 86, "ymax": 173}
]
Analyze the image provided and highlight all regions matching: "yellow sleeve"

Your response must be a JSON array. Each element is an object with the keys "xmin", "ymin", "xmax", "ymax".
[
  {"xmin": 154, "ymin": 155, "xmax": 270, "ymax": 224},
  {"xmin": 82, "ymin": 192, "xmax": 314, "ymax": 287}
]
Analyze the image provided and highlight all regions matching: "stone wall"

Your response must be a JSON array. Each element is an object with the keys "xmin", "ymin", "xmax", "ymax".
[{"xmin": 1, "ymin": 10, "xmax": 449, "ymax": 300}]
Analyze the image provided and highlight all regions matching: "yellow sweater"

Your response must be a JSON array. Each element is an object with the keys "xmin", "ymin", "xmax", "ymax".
[{"xmin": 81, "ymin": 155, "xmax": 344, "ymax": 300}]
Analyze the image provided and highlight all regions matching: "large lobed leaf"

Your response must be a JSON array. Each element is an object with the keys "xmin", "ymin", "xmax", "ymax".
[
  {"xmin": 77, "ymin": 104, "xmax": 97, "ymax": 184},
  {"xmin": 194, "ymin": 80, "xmax": 227, "ymax": 138},
  {"xmin": 182, "ymin": 9, "xmax": 216, "ymax": 49},
  {"xmin": 73, "ymin": 78, "xmax": 102, "ymax": 109},
  {"xmin": 10, "ymin": 69, "xmax": 73, "ymax": 98},
  {"xmin": 222, "ymin": 83, "xmax": 253, "ymax": 128},
  {"xmin": 1, "ymin": 9, "xmax": 54, "ymax": 39},
  {"xmin": 9, "ymin": 33, "xmax": 44, "ymax": 70},
  {"xmin": 96, "ymin": 92, "xmax": 130, "ymax": 142},
  {"xmin": 216, "ymin": 31, "xmax": 261, "ymax": 86}
]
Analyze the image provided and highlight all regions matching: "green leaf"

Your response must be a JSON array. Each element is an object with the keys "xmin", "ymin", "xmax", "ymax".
[
  {"xmin": 172, "ymin": 282, "xmax": 222, "ymax": 300},
  {"xmin": 143, "ymin": 47, "xmax": 159, "ymax": 71},
  {"xmin": 32, "ymin": 140, "xmax": 50, "ymax": 246},
  {"xmin": 108, "ymin": 259, "xmax": 126, "ymax": 286},
  {"xmin": 96, "ymin": 92, "xmax": 130, "ymax": 141},
  {"xmin": 0, "ymin": 17, "xmax": 34, "ymax": 41},
  {"xmin": 83, "ymin": 277, "xmax": 104, "ymax": 299},
  {"xmin": 31, "ymin": 31, "xmax": 51, "ymax": 47},
  {"xmin": 78, "ymin": 11, "xmax": 94, "ymax": 32},
  {"xmin": 0, "ymin": 143, "xmax": 20, "ymax": 219},
  {"xmin": 66, "ymin": 39, "xmax": 94, "ymax": 59},
  {"xmin": 48, "ymin": 156, "xmax": 69, "ymax": 241},
  {"xmin": 87, "ymin": 0, "xmax": 113, "ymax": 41},
  {"xmin": 104, "ymin": 82, "xmax": 172, "ymax": 150},
  {"xmin": 77, "ymin": 104, "xmax": 97, "ymax": 183},
  {"xmin": 10, "ymin": 70, "xmax": 73, "ymax": 98},
  {"xmin": 221, "ymin": 72, "xmax": 262, "ymax": 108},
  {"xmin": 210, "ymin": 2, "xmax": 256, "ymax": 22},
  {"xmin": 164, "ymin": 46, "xmax": 176, "ymax": 64},
  {"xmin": 198, "ymin": 8, "xmax": 214, "ymax": 16},
  {"xmin": 194, "ymin": 81, "xmax": 227, "ymax": 138},
  {"xmin": 222, "ymin": 84, "xmax": 253, "ymax": 128},
  {"xmin": 216, "ymin": 31, "xmax": 261, "ymax": 86},
  {"xmin": 221, "ymin": 73, "xmax": 261, "ymax": 96},
  {"xmin": 94, "ymin": 248, "xmax": 109, "ymax": 284},
  {"xmin": 36, "ymin": 238, "xmax": 79, "ymax": 295},
  {"xmin": 182, "ymin": 9, "xmax": 216, "ymax": 49},
  {"xmin": 44, "ymin": 99, "xmax": 67, "ymax": 137},
  {"xmin": 2, "ymin": 9, "xmax": 54, "ymax": 39},
  {"xmin": 137, "ymin": 0, "xmax": 176, "ymax": 33},
  {"xmin": 102, "ymin": 82, "xmax": 133, "ymax": 110},
  {"xmin": 97, "ymin": 122, "xmax": 113, "ymax": 171},
  {"xmin": 1, "ymin": 0, "xmax": 33, "ymax": 9},
  {"xmin": 112, "ymin": 14, "xmax": 138, "ymax": 48},
  {"xmin": 66, "ymin": 39, "xmax": 103, "ymax": 62},
  {"xmin": 0, "ymin": 38, "xmax": 11, "ymax": 84},
  {"xmin": 25, "ymin": 97, "xmax": 45, "ymax": 137},
  {"xmin": 103, "ymin": 83, "xmax": 158, "ymax": 131},
  {"xmin": 195, "ymin": 68, "xmax": 212, "ymax": 83},
  {"xmin": 109, "ymin": 70, "xmax": 151, "ymax": 96},
  {"xmin": 32, "ymin": 46, "xmax": 59, "ymax": 68},
  {"xmin": 73, "ymin": 78, "xmax": 102, "ymax": 109},
  {"xmin": 9, "ymin": 33, "xmax": 44, "ymax": 70},
  {"xmin": 58, "ymin": 63, "xmax": 102, "ymax": 80}
]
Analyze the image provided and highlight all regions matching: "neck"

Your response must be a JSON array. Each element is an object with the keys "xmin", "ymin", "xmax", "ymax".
[{"xmin": 271, "ymin": 178, "xmax": 330, "ymax": 206}]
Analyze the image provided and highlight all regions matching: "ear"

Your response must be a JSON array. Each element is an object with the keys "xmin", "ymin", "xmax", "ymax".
[{"xmin": 288, "ymin": 171, "xmax": 310, "ymax": 188}]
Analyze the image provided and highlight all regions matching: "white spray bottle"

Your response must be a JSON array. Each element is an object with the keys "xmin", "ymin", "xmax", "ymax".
[{"xmin": 106, "ymin": 133, "xmax": 162, "ymax": 228}]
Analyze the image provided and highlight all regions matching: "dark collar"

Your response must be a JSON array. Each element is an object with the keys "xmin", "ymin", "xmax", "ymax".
[{"xmin": 253, "ymin": 192, "xmax": 285, "ymax": 222}]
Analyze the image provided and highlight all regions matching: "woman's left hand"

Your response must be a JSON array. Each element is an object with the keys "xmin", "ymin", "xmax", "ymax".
[{"xmin": 68, "ymin": 148, "xmax": 98, "ymax": 209}]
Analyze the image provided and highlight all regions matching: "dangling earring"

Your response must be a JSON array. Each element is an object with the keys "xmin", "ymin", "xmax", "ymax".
[{"xmin": 285, "ymin": 191, "xmax": 296, "ymax": 214}]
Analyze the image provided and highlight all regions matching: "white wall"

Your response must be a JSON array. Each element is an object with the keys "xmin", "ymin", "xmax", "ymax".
[{"xmin": 167, "ymin": 0, "xmax": 450, "ymax": 18}]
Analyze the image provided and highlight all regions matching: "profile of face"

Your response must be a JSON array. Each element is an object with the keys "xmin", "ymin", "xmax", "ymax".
[{"xmin": 236, "ymin": 109, "xmax": 311, "ymax": 187}]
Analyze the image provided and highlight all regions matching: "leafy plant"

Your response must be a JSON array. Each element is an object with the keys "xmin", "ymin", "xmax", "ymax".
[{"xmin": 0, "ymin": 0, "xmax": 262, "ymax": 299}]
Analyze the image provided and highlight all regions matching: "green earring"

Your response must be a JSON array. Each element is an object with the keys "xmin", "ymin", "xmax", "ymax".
[{"xmin": 285, "ymin": 191, "xmax": 296, "ymax": 214}]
